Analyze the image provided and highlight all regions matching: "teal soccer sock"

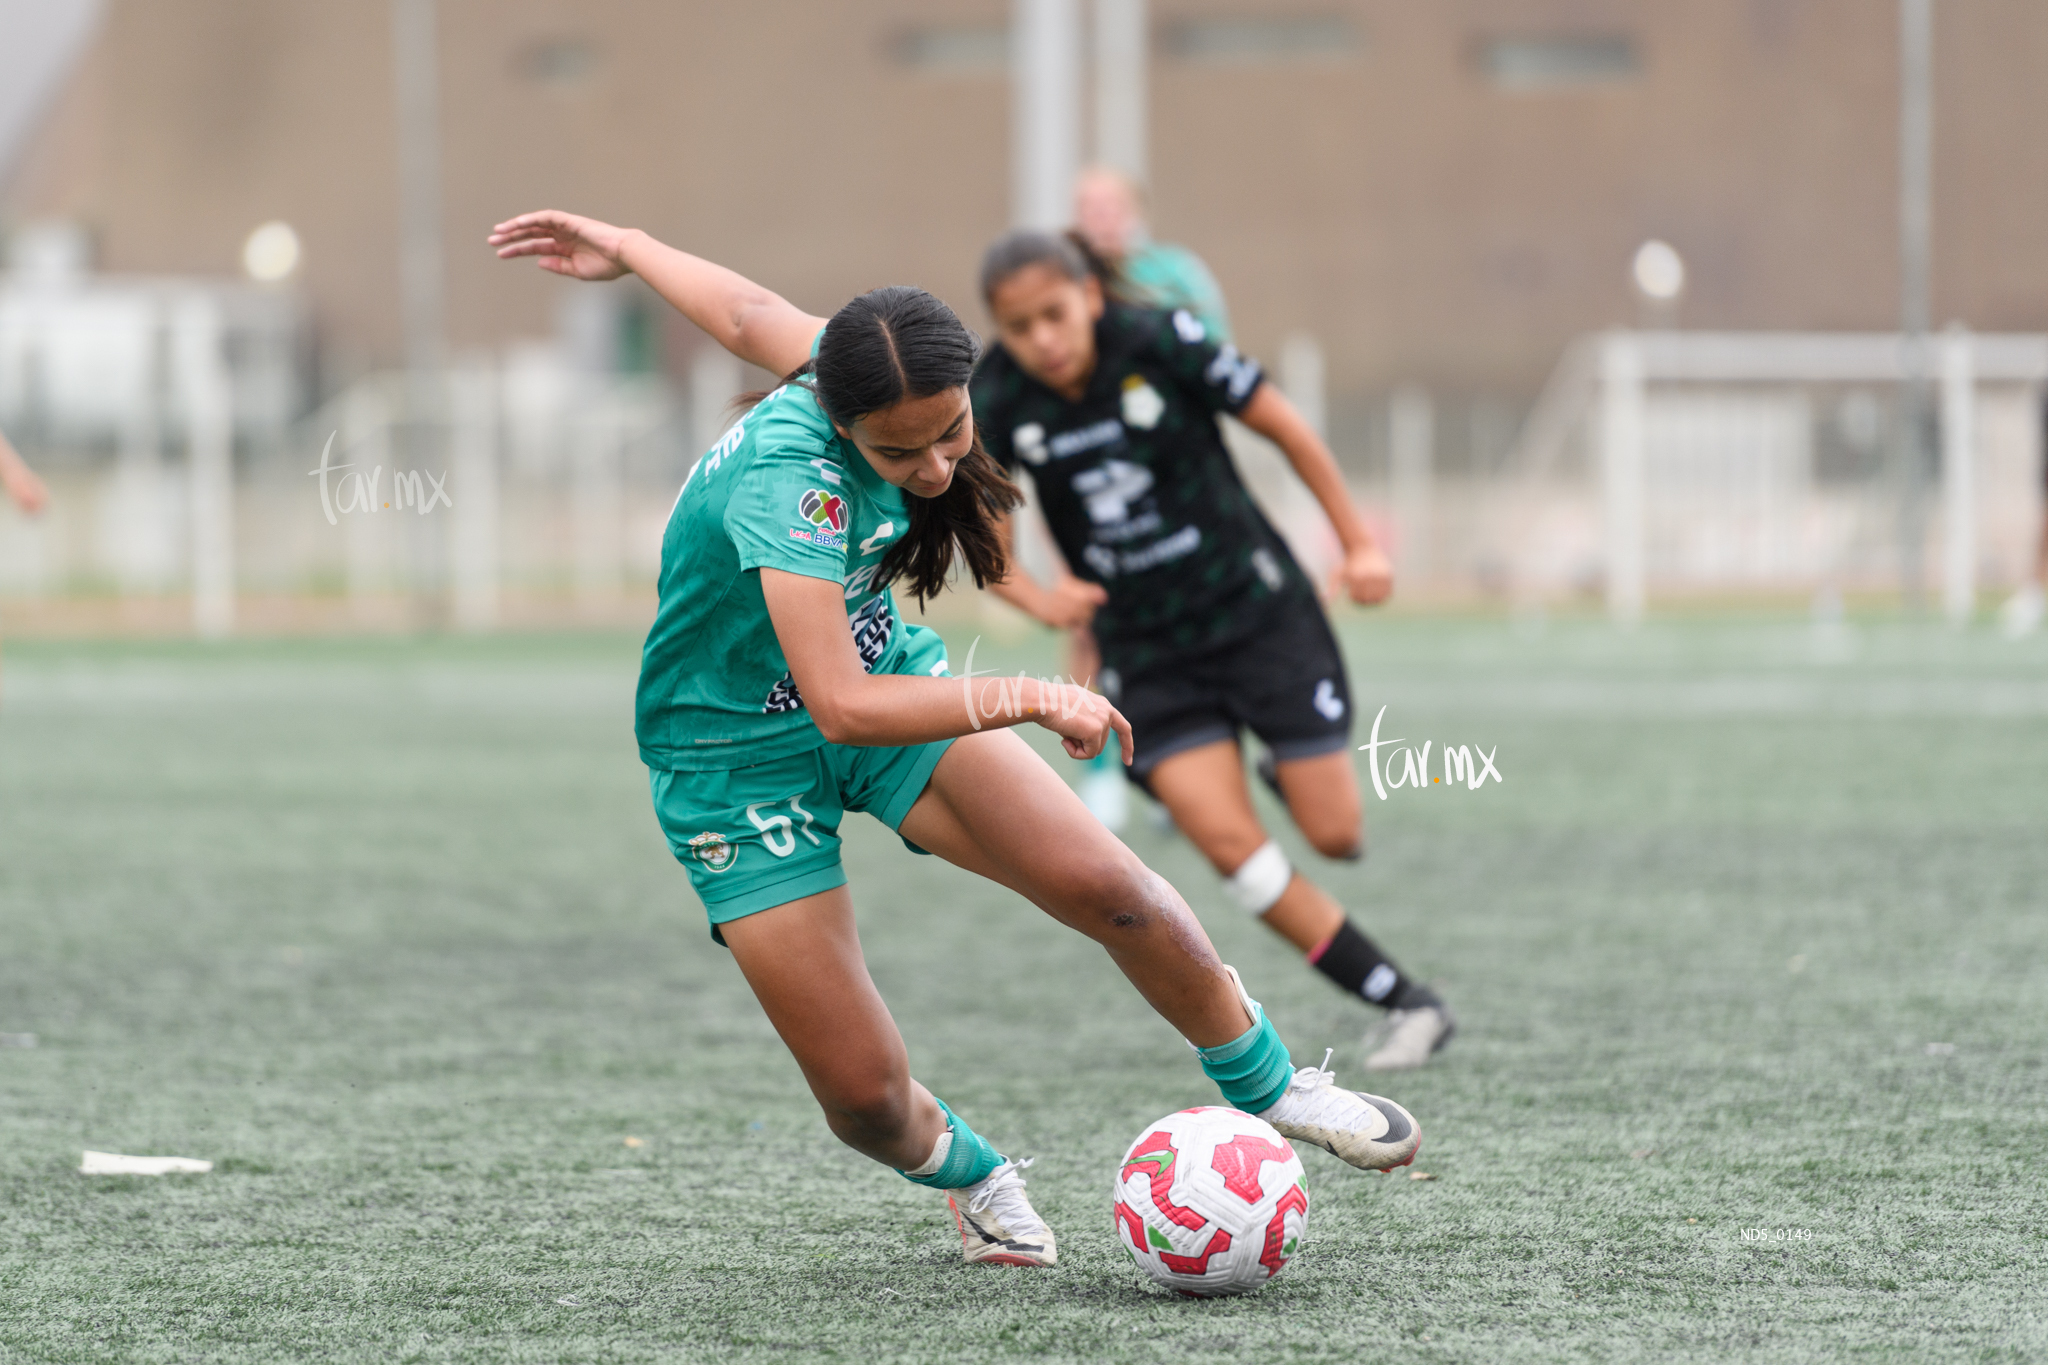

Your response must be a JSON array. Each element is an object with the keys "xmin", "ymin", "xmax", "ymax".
[
  {"xmin": 897, "ymin": 1097, "xmax": 1005, "ymax": 1190},
  {"xmin": 1197, "ymin": 1001, "xmax": 1294, "ymax": 1114}
]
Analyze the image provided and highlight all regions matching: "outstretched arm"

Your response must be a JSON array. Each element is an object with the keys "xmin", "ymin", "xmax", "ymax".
[
  {"xmin": 489, "ymin": 211, "xmax": 825, "ymax": 379},
  {"xmin": 0, "ymin": 429, "xmax": 48, "ymax": 516},
  {"xmin": 761, "ymin": 568, "xmax": 1130, "ymax": 762},
  {"xmin": 1236, "ymin": 383, "xmax": 1391, "ymax": 605}
]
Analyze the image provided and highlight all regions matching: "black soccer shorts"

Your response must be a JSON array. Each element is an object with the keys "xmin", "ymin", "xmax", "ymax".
[{"xmin": 1101, "ymin": 595, "xmax": 1354, "ymax": 783}]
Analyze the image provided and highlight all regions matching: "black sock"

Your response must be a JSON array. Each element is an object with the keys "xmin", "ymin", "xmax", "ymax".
[{"xmin": 1308, "ymin": 919, "xmax": 1437, "ymax": 1011}]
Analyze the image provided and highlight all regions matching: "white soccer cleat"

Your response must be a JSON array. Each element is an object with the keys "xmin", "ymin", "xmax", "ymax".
[
  {"xmin": 1362, "ymin": 1003, "xmax": 1458, "ymax": 1072},
  {"xmin": 1256, "ymin": 1049, "xmax": 1422, "ymax": 1171},
  {"xmin": 946, "ymin": 1158, "xmax": 1058, "ymax": 1267}
]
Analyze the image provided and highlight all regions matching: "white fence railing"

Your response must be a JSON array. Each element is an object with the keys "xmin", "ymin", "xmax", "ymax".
[
  {"xmin": 9, "ymin": 307, "xmax": 2044, "ymax": 632},
  {"xmin": 0, "ymin": 275, "xmax": 293, "ymax": 635},
  {"xmin": 0, "ymin": 269, "xmax": 707, "ymax": 634},
  {"xmin": 0, "ymin": 362, "xmax": 690, "ymax": 635},
  {"xmin": 1497, "ymin": 330, "xmax": 2048, "ymax": 622}
]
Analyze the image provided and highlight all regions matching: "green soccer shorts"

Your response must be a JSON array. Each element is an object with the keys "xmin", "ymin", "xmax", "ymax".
[{"xmin": 650, "ymin": 737, "xmax": 953, "ymax": 942}]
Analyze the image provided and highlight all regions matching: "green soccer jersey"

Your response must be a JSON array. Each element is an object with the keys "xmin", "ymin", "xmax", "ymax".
[
  {"xmin": 635, "ymin": 379, "xmax": 941, "ymax": 771},
  {"xmin": 1121, "ymin": 240, "xmax": 1232, "ymax": 345}
]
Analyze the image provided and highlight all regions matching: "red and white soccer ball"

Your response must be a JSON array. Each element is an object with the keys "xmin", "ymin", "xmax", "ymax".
[{"xmin": 1112, "ymin": 1106, "xmax": 1310, "ymax": 1297}]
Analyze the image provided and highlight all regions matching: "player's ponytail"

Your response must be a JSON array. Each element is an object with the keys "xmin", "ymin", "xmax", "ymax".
[{"xmin": 812, "ymin": 286, "xmax": 1022, "ymax": 606}]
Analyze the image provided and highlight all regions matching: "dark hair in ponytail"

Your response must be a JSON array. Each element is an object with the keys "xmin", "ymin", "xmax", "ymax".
[
  {"xmin": 979, "ymin": 228, "xmax": 1130, "ymax": 305},
  {"xmin": 806, "ymin": 285, "xmax": 1020, "ymax": 606}
]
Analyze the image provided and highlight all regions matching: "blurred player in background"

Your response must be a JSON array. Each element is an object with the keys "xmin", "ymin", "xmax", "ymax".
[
  {"xmin": 1064, "ymin": 167, "xmax": 1230, "ymax": 824},
  {"xmin": 490, "ymin": 209, "xmax": 1425, "ymax": 1270},
  {"xmin": 0, "ymin": 427, "xmax": 50, "ymax": 703},
  {"xmin": 1999, "ymin": 393, "xmax": 2047, "ymax": 637},
  {"xmin": 1073, "ymin": 166, "xmax": 1231, "ymax": 343},
  {"xmin": 974, "ymin": 230, "xmax": 1456, "ymax": 1072}
]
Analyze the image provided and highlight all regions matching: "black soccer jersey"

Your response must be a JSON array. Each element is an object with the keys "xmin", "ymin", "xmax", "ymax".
[{"xmin": 973, "ymin": 304, "xmax": 1316, "ymax": 669}]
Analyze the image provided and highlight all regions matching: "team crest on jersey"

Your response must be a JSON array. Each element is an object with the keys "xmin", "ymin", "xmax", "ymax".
[
  {"xmin": 1013, "ymin": 422, "xmax": 1049, "ymax": 466},
  {"xmin": 687, "ymin": 831, "xmax": 737, "ymax": 873},
  {"xmin": 1121, "ymin": 376, "xmax": 1165, "ymax": 430},
  {"xmin": 798, "ymin": 487, "xmax": 847, "ymax": 534}
]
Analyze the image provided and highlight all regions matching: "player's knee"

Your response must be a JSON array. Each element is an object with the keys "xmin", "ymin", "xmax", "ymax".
[
  {"xmin": 1291, "ymin": 795, "xmax": 1363, "ymax": 861},
  {"xmin": 1200, "ymin": 830, "xmax": 1272, "ymax": 880},
  {"xmin": 1060, "ymin": 856, "xmax": 1168, "ymax": 936},
  {"xmin": 1305, "ymin": 821, "xmax": 1365, "ymax": 862}
]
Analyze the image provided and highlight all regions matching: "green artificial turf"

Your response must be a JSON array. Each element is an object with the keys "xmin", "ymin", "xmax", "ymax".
[{"xmin": 0, "ymin": 614, "xmax": 2043, "ymax": 1363}]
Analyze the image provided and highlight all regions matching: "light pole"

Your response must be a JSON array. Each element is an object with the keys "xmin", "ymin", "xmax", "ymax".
[
  {"xmin": 392, "ymin": 0, "xmax": 445, "ymax": 395},
  {"xmin": 1012, "ymin": 0, "xmax": 1082, "ymax": 229},
  {"xmin": 1094, "ymin": 0, "xmax": 1147, "ymax": 184},
  {"xmin": 392, "ymin": 0, "xmax": 448, "ymax": 618},
  {"xmin": 1897, "ymin": 0, "xmax": 1933, "ymax": 606}
]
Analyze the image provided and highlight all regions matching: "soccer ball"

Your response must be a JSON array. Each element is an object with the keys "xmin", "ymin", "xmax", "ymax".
[{"xmin": 1112, "ymin": 1106, "xmax": 1310, "ymax": 1297}]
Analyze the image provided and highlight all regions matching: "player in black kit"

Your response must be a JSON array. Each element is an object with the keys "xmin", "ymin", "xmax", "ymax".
[{"xmin": 972, "ymin": 231, "xmax": 1455, "ymax": 1070}]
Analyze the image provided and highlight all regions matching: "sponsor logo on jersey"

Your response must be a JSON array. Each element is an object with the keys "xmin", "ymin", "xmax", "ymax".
[
  {"xmin": 798, "ymin": 487, "xmax": 847, "ymax": 534},
  {"xmin": 687, "ymin": 831, "xmax": 737, "ymax": 873},
  {"xmin": 1171, "ymin": 309, "xmax": 1207, "ymax": 344},
  {"xmin": 847, "ymin": 593, "xmax": 895, "ymax": 670},
  {"xmin": 1049, "ymin": 418, "xmax": 1124, "ymax": 460},
  {"xmin": 1120, "ymin": 524, "xmax": 1201, "ymax": 572},
  {"xmin": 1073, "ymin": 459, "xmax": 1155, "ymax": 529},
  {"xmin": 1121, "ymin": 376, "xmax": 1166, "ymax": 429},
  {"xmin": 1082, "ymin": 524, "xmax": 1202, "ymax": 578},
  {"xmin": 1013, "ymin": 422, "xmax": 1049, "ymax": 466},
  {"xmin": 1251, "ymin": 546, "xmax": 1285, "ymax": 591},
  {"xmin": 761, "ymin": 595, "xmax": 898, "ymax": 714},
  {"xmin": 764, "ymin": 672, "xmax": 804, "ymax": 713},
  {"xmin": 858, "ymin": 520, "xmax": 896, "ymax": 554},
  {"xmin": 1204, "ymin": 345, "xmax": 1262, "ymax": 404}
]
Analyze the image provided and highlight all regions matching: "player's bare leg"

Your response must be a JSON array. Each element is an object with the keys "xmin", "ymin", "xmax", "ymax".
[
  {"xmin": 1149, "ymin": 740, "xmax": 1343, "ymax": 953},
  {"xmin": 901, "ymin": 730, "xmax": 1253, "ymax": 1048},
  {"xmin": 1270, "ymin": 749, "xmax": 1365, "ymax": 861},
  {"xmin": 722, "ymin": 888, "xmax": 946, "ymax": 1168},
  {"xmin": 1149, "ymin": 739, "xmax": 1454, "ymax": 1070},
  {"xmin": 722, "ymin": 888, "xmax": 1056, "ymax": 1265},
  {"xmin": 901, "ymin": 729, "xmax": 1421, "ymax": 1170}
]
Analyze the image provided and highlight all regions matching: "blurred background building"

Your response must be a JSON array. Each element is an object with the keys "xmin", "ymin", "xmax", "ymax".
[{"xmin": 2, "ymin": 0, "xmax": 2045, "ymax": 629}]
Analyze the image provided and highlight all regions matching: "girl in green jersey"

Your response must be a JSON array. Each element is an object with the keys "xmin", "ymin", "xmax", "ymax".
[{"xmin": 491, "ymin": 210, "xmax": 1423, "ymax": 1268}]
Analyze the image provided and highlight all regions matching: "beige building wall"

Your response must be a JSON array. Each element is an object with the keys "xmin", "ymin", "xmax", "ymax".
[{"xmin": 7, "ymin": 0, "xmax": 2048, "ymax": 402}]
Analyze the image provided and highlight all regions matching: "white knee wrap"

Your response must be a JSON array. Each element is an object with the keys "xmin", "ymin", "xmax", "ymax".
[{"xmin": 1225, "ymin": 840, "xmax": 1293, "ymax": 915}]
